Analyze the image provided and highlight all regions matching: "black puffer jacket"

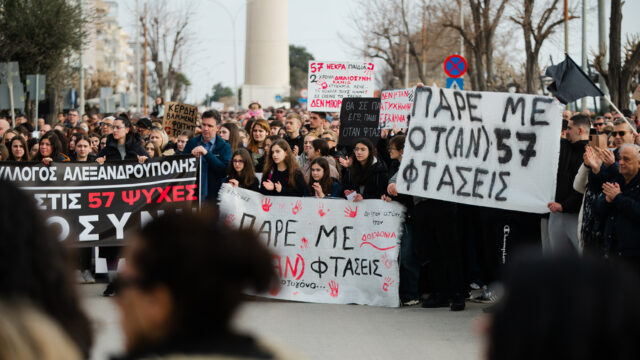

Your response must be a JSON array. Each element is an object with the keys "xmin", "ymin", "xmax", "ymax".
[
  {"xmin": 554, "ymin": 138, "xmax": 587, "ymax": 213},
  {"xmin": 98, "ymin": 133, "xmax": 148, "ymax": 162},
  {"xmin": 342, "ymin": 158, "xmax": 388, "ymax": 199}
]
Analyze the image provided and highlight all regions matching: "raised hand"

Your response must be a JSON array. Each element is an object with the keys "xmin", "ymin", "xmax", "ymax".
[
  {"xmin": 602, "ymin": 182, "xmax": 621, "ymax": 203},
  {"xmin": 262, "ymin": 179, "xmax": 275, "ymax": 191},
  {"xmin": 274, "ymin": 181, "xmax": 283, "ymax": 193}
]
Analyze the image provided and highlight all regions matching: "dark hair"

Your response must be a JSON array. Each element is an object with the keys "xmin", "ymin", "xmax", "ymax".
[
  {"xmin": 52, "ymin": 128, "xmax": 69, "ymax": 154},
  {"xmin": 227, "ymin": 148, "xmax": 257, "ymax": 189},
  {"xmin": 0, "ymin": 142, "xmax": 8, "ymax": 160},
  {"xmin": 270, "ymin": 120, "xmax": 283, "ymax": 129},
  {"xmin": 311, "ymin": 111, "xmax": 327, "ymax": 120},
  {"xmin": 488, "ymin": 253, "xmax": 640, "ymax": 360},
  {"xmin": 202, "ymin": 110, "xmax": 221, "ymax": 125},
  {"xmin": 36, "ymin": 131, "xmax": 65, "ymax": 161},
  {"xmin": 247, "ymin": 119, "xmax": 270, "ymax": 154},
  {"xmin": 312, "ymin": 138, "xmax": 329, "ymax": 156},
  {"xmin": 570, "ymin": 114, "xmax": 591, "ymax": 130},
  {"xmin": 132, "ymin": 211, "xmax": 277, "ymax": 344},
  {"xmin": 16, "ymin": 122, "xmax": 34, "ymax": 134},
  {"xmin": 349, "ymin": 138, "xmax": 376, "ymax": 184},
  {"xmin": 144, "ymin": 140, "xmax": 161, "ymax": 158},
  {"xmin": 177, "ymin": 130, "xmax": 193, "ymax": 138},
  {"xmin": 263, "ymin": 139, "xmax": 301, "ymax": 187},
  {"xmin": 308, "ymin": 157, "xmax": 333, "ymax": 196},
  {"xmin": 0, "ymin": 180, "xmax": 93, "ymax": 356},
  {"xmin": 389, "ymin": 135, "xmax": 406, "ymax": 152},
  {"xmin": 7, "ymin": 136, "xmax": 30, "ymax": 161},
  {"xmin": 221, "ymin": 122, "xmax": 240, "ymax": 153}
]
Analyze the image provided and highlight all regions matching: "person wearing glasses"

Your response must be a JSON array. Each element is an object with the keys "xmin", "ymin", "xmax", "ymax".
[
  {"xmin": 96, "ymin": 115, "xmax": 148, "ymax": 164},
  {"xmin": 587, "ymin": 119, "xmax": 638, "ymax": 192},
  {"xmin": 225, "ymin": 148, "xmax": 259, "ymax": 191},
  {"xmin": 100, "ymin": 116, "xmax": 115, "ymax": 136},
  {"xmin": 593, "ymin": 116, "xmax": 606, "ymax": 134},
  {"xmin": 183, "ymin": 110, "xmax": 231, "ymax": 202}
]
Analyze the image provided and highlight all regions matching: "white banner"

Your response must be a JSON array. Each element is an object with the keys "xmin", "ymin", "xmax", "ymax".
[
  {"xmin": 308, "ymin": 61, "xmax": 375, "ymax": 112},
  {"xmin": 218, "ymin": 184, "xmax": 405, "ymax": 307},
  {"xmin": 397, "ymin": 87, "xmax": 563, "ymax": 213},
  {"xmin": 379, "ymin": 88, "xmax": 415, "ymax": 129}
]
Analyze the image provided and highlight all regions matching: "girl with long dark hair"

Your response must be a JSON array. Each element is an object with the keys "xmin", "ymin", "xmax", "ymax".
[
  {"xmin": 341, "ymin": 138, "xmax": 388, "ymax": 201},
  {"xmin": 307, "ymin": 157, "xmax": 341, "ymax": 198},
  {"xmin": 35, "ymin": 131, "xmax": 70, "ymax": 165},
  {"xmin": 73, "ymin": 134, "xmax": 97, "ymax": 162},
  {"xmin": 226, "ymin": 148, "xmax": 259, "ymax": 191},
  {"xmin": 219, "ymin": 122, "xmax": 241, "ymax": 153},
  {"xmin": 259, "ymin": 139, "xmax": 305, "ymax": 196},
  {"xmin": 8, "ymin": 136, "xmax": 30, "ymax": 162}
]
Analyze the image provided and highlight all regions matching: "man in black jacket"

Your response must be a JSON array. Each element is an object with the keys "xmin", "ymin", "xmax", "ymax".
[{"xmin": 545, "ymin": 114, "xmax": 590, "ymax": 253}]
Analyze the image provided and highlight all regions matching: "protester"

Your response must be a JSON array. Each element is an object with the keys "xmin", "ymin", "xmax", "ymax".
[
  {"xmin": 135, "ymin": 117, "xmax": 152, "ymax": 141},
  {"xmin": 284, "ymin": 113, "xmax": 304, "ymax": 155},
  {"xmin": 97, "ymin": 115, "xmax": 148, "ymax": 164},
  {"xmin": 247, "ymin": 119, "xmax": 270, "ymax": 166},
  {"xmin": 35, "ymin": 131, "xmax": 70, "ymax": 165},
  {"xmin": 302, "ymin": 139, "xmax": 340, "ymax": 182},
  {"xmin": 259, "ymin": 139, "xmax": 305, "ymax": 196},
  {"xmin": 485, "ymin": 253, "xmax": 640, "ymax": 360},
  {"xmin": 153, "ymin": 96, "xmax": 165, "ymax": 117},
  {"xmin": 0, "ymin": 142, "xmax": 8, "ymax": 161},
  {"xmin": 306, "ymin": 157, "xmax": 341, "ymax": 198},
  {"xmin": 0, "ymin": 180, "xmax": 93, "ymax": 357},
  {"xmin": 7, "ymin": 136, "xmax": 30, "ymax": 162},
  {"xmin": 226, "ymin": 148, "xmax": 260, "ymax": 191},
  {"xmin": 270, "ymin": 120, "xmax": 284, "ymax": 136},
  {"xmin": 111, "ymin": 211, "xmax": 293, "ymax": 359},
  {"xmin": 341, "ymin": 138, "xmax": 388, "ymax": 201},
  {"xmin": 183, "ymin": 110, "xmax": 231, "ymax": 202},
  {"xmin": 149, "ymin": 127, "xmax": 175, "ymax": 156},
  {"xmin": 309, "ymin": 112, "xmax": 327, "ymax": 135},
  {"xmin": 238, "ymin": 128, "xmax": 249, "ymax": 148},
  {"xmin": 220, "ymin": 122, "xmax": 241, "ymax": 153},
  {"xmin": 175, "ymin": 130, "xmax": 191, "ymax": 153},
  {"xmin": 0, "ymin": 118, "xmax": 10, "ymax": 138},
  {"xmin": 145, "ymin": 141, "xmax": 160, "ymax": 159},
  {"xmin": 89, "ymin": 133, "xmax": 101, "ymax": 155},
  {"xmin": 545, "ymin": 114, "xmax": 589, "ymax": 253}
]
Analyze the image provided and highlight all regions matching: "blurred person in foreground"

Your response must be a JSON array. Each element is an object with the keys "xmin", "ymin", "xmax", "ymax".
[
  {"xmin": 482, "ymin": 253, "xmax": 640, "ymax": 360},
  {"xmin": 111, "ymin": 211, "xmax": 296, "ymax": 360},
  {"xmin": 0, "ymin": 180, "xmax": 92, "ymax": 357}
]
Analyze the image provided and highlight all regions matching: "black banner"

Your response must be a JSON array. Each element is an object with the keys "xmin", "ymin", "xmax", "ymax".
[
  {"xmin": 338, "ymin": 97, "xmax": 381, "ymax": 147},
  {"xmin": 0, "ymin": 155, "xmax": 200, "ymax": 247}
]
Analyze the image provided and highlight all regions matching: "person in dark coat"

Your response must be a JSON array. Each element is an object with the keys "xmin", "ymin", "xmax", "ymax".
[
  {"xmin": 259, "ymin": 139, "xmax": 306, "ymax": 197},
  {"xmin": 341, "ymin": 138, "xmax": 388, "ymax": 201},
  {"xmin": 97, "ymin": 115, "xmax": 148, "ymax": 163},
  {"xmin": 183, "ymin": 110, "xmax": 231, "ymax": 202},
  {"xmin": 593, "ymin": 143, "xmax": 640, "ymax": 276},
  {"xmin": 546, "ymin": 114, "xmax": 589, "ymax": 253}
]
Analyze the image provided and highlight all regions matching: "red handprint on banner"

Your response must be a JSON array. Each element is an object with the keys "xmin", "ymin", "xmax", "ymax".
[
  {"xmin": 328, "ymin": 281, "xmax": 339, "ymax": 298},
  {"xmin": 381, "ymin": 253, "xmax": 393, "ymax": 269},
  {"xmin": 292, "ymin": 200, "xmax": 302, "ymax": 215},
  {"xmin": 317, "ymin": 203, "xmax": 329, "ymax": 217},
  {"xmin": 223, "ymin": 214, "xmax": 236, "ymax": 226},
  {"xmin": 383, "ymin": 277, "xmax": 394, "ymax": 292},
  {"xmin": 300, "ymin": 237, "xmax": 309, "ymax": 251},
  {"xmin": 262, "ymin": 198, "xmax": 272, "ymax": 212},
  {"xmin": 269, "ymin": 284, "xmax": 281, "ymax": 296},
  {"xmin": 344, "ymin": 205, "xmax": 358, "ymax": 218}
]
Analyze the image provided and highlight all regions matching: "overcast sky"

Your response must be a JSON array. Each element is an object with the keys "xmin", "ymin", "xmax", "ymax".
[{"xmin": 114, "ymin": 0, "xmax": 640, "ymax": 104}]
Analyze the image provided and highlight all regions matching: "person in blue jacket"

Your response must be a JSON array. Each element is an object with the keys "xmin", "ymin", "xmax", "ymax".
[{"xmin": 183, "ymin": 110, "xmax": 231, "ymax": 202}]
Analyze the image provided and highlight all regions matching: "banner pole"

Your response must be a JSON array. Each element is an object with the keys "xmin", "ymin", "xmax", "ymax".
[
  {"xmin": 603, "ymin": 95, "xmax": 637, "ymax": 135},
  {"xmin": 198, "ymin": 156, "xmax": 203, "ymax": 209}
]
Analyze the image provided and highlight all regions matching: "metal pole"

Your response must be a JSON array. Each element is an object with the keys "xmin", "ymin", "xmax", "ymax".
[
  {"xmin": 232, "ymin": 16, "xmax": 238, "ymax": 110},
  {"xmin": 564, "ymin": 0, "xmax": 569, "ymax": 55},
  {"xmin": 8, "ymin": 63, "xmax": 15, "ymax": 127},
  {"xmin": 459, "ymin": 0, "xmax": 464, "ymax": 55},
  {"xmin": 77, "ymin": 0, "xmax": 85, "ymax": 118},
  {"xmin": 421, "ymin": 3, "xmax": 427, "ymax": 81},
  {"xmin": 598, "ymin": 0, "xmax": 609, "ymax": 111},
  {"xmin": 135, "ymin": 0, "xmax": 140, "ymax": 112},
  {"xmin": 34, "ymin": 74, "xmax": 39, "ymax": 132},
  {"xmin": 405, "ymin": 40, "xmax": 410, "ymax": 88},
  {"xmin": 581, "ymin": 0, "xmax": 587, "ymax": 111},
  {"xmin": 143, "ymin": 7, "xmax": 148, "ymax": 116}
]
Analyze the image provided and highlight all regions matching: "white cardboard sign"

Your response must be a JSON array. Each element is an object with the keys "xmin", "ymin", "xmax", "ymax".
[
  {"xmin": 397, "ymin": 87, "xmax": 562, "ymax": 213},
  {"xmin": 379, "ymin": 88, "xmax": 415, "ymax": 129},
  {"xmin": 307, "ymin": 61, "xmax": 375, "ymax": 112},
  {"xmin": 218, "ymin": 184, "xmax": 405, "ymax": 307}
]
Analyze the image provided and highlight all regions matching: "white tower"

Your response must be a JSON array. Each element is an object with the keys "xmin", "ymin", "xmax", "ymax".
[{"xmin": 241, "ymin": 0, "xmax": 290, "ymax": 109}]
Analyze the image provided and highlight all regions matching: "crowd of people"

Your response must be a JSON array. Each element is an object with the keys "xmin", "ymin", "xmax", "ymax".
[
  {"xmin": 1, "ymin": 96, "xmax": 640, "ymax": 359},
  {"xmin": 2, "ymin": 99, "xmax": 640, "ymax": 308}
]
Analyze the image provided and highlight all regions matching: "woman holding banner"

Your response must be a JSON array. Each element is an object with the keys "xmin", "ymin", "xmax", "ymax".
[
  {"xmin": 306, "ymin": 157, "xmax": 341, "ymax": 198},
  {"xmin": 226, "ymin": 148, "xmax": 259, "ymax": 191},
  {"xmin": 341, "ymin": 138, "xmax": 388, "ymax": 201},
  {"xmin": 259, "ymin": 139, "xmax": 305, "ymax": 197},
  {"xmin": 35, "ymin": 131, "xmax": 70, "ymax": 165},
  {"xmin": 72, "ymin": 134, "xmax": 97, "ymax": 163}
]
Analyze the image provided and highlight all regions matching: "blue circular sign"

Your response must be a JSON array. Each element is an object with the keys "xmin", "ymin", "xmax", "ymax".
[{"xmin": 444, "ymin": 55, "xmax": 468, "ymax": 78}]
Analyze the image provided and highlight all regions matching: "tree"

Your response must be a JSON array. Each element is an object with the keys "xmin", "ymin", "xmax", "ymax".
[
  {"xmin": 207, "ymin": 82, "xmax": 233, "ymax": 103},
  {"xmin": 442, "ymin": 0, "xmax": 508, "ymax": 91},
  {"xmin": 144, "ymin": 0, "xmax": 194, "ymax": 103},
  {"xmin": 289, "ymin": 45, "xmax": 314, "ymax": 105},
  {"xmin": 510, "ymin": 0, "xmax": 577, "ymax": 94},
  {"xmin": 594, "ymin": 0, "xmax": 640, "ymax": 110},
  {"xmin": 0, "ymin": 0, "xmax": 87, "ymax": 120}
]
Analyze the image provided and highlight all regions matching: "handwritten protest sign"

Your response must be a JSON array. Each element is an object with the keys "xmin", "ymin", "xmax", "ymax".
[
  {"xmin": 0, "ymin": 156, "xmax": 200, "ymax": 247},
  {"xmin": 163, "ymin": 102, "xmax": 198, "ymax": 136},
  {"xmin": 397, "ymin": 87, "xmax": 562, "ymax": 213},
  {"xmin": 218, "ymin": 184, "xmax": 405, "ymax": 307},
  {"xmin": 379, "ymin": 88, "xmax": 415, "ymax": 129},
  {"xmin": 338, "ymin": 97, "xmax": 381, "ymax": 147},
  {"xmin": 308, "ymin": 61, "xmax": 375, "ymax": 112}
]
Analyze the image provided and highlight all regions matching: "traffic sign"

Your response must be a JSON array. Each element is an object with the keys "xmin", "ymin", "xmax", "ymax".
[
  {"xmin": 444, "ymin": 55, "xmax": 467, "ymax": 78},
  {"xmin": 299, "ymin": 97, "xmax": 307, "ymax": 103},
  {"xmin": 300, "ymin": 88, "xmax": 308, "ymax": 98},
  {"xmin": 446, "ymin": 77, "xmax": 464, "ymax": 90},
  {"xmin": 275, "ymin": 94, "xmax": 282, "ymax": 103}
]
